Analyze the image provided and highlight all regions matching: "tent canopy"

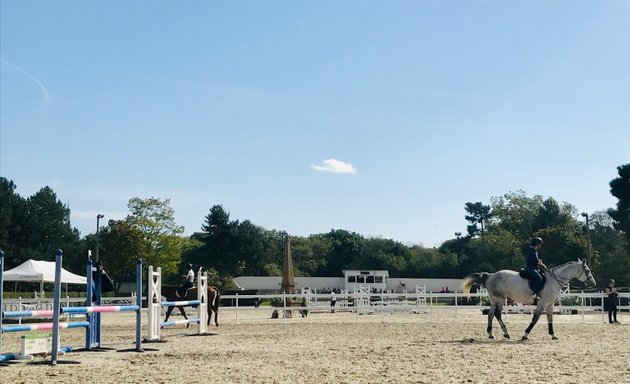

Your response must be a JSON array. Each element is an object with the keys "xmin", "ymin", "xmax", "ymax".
[{"xmin": 2, "ymin": 259, "xmax": 87, "ymax": 285}]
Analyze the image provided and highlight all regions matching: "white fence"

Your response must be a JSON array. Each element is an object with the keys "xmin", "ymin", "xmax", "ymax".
[{"xmin": 216, "ymin": 290, "xmax": 629, "ymax": 324}]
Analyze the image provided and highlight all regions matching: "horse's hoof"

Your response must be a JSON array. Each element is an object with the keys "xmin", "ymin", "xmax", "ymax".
[
  {"xmin": 503, "ymin": 334, "xmax": 510, "ymax": 339},
  {"xmin": 551, "ymin": 335, "xmax": 558, "ymax": 340},
  {"xmin": 521, "ymin": 336, "xmax": 528, "ymax": 341},
  {"xmin": 488, "ymin": 335, "xmax": 495, "ymax": 339}
]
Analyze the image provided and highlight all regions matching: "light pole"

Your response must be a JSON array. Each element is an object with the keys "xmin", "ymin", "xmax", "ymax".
[
  {"xmin": 454, "ymin": 232, "xmax": 462, "ymax": 274},
  {"xmin": 96, "ymin": 214, "xmax": 104, "ymax": 262},
  {"xmin": 581, "ymin": 212, "xmax": 591, "ymax": 266}
]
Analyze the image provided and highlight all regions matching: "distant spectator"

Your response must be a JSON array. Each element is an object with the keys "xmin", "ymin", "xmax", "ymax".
[
  {"xmin": 605, "ymin": 279, "xmax": 620, "ymax": 324},
  {"xmin": 330, "ymin": 289, "xmax": 337, "ymax": 313}
]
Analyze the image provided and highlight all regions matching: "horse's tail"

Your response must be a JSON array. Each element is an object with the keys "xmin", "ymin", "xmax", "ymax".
[
  {"xmin": 208, "ymin": 286, "xmax": 220, "ymax": 326},
  {"xmin": 462, "ymin": 272, "xmax": 491, "ymax": 298},
  {"xmin": 214, "ymin": 287, "xmax": 221, "ymax": 310}
]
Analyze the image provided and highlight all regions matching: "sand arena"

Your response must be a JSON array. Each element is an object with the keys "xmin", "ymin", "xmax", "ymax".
[{"xmin": 0, "ymin": 307, "xmax": 628, "ymax": 384}]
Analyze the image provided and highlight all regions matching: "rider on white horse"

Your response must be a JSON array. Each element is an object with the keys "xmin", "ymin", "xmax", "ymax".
[{"xmin": 525, "ymin": 237, "xmax": 547, "ymax": 302}]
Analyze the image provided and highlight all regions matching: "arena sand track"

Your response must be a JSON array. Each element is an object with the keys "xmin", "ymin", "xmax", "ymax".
[{"xmin": 1, "ymin": 308, "xmax": 627, "ymax": 384}]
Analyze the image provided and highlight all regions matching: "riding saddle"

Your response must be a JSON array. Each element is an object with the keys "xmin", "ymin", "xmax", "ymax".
[{"xmin": 519, "ymin": 268, "xmax": 546, "ymax": 293}]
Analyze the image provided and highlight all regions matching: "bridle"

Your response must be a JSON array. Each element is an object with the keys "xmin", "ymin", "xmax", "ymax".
[{"xmin": 547, "ymin": 261, "xmax": 593, "ymax": 289}]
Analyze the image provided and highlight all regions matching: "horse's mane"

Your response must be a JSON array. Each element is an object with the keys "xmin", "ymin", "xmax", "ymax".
[{"xmin": 549, "ymin": 260, "xmax": 579, "ymax": 271}]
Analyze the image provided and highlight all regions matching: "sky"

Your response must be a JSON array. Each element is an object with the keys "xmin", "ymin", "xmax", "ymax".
[{"xmin": 1, "ymin": 1, "xmax": 629, "ymax": 247}]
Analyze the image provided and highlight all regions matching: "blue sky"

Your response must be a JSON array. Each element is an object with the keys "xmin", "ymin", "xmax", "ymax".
[{"xmin": 1, "ymin": 1, "xmax": 628, "ymax": 246}]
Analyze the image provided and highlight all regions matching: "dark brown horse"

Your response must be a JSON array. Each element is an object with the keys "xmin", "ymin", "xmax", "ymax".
[{"xmin": 161, "ymin": 285, "xmax": 221, "ymax": 327}]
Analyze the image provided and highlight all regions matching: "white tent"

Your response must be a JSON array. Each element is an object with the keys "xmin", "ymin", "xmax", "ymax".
[{"xmin": 2, "ymin": 259, "xmax": 87, "ymax": 294}]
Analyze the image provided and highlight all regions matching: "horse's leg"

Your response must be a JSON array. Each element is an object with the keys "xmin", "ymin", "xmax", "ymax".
[
  {"xmin": 211, "ymin": 290, "xmax": 220, "ymax": 327},
  {"xmin": 163, "ymin": 306, "xmax": 174, "ymax": 327},
  {"xmin": 487, "ymin": 302, "xmax": 496, "ymax": 339},
  {"xmin": 178, "ymin": 306, "xmax": 191, "ymax": 328},
  {"xmin": 213, "ymin": 301, "xmax": 219, "ymax": 327},
  {"xmin": 494, "ymin": 302, "xmax": 510, "ymax": 339},
  {"xmin": 521, "ymin": 305, "xmax": 545, "ymax": 340},
  {"xmin": 546, "ymin": 304, "xmax": 558, "ymax": 340}
]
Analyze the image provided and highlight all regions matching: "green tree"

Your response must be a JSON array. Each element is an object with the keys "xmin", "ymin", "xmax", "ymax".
[
  {"xmin": 97, "ymin": 220, "xmax": 151, "ymax": 293},
  {"xmin": 25, "ymin": 187, "xmax": 83, "ymax": 271},
  {"xmin": 490, "ymin": 190, "xmax": 544, "ymax": 243},
  {"xmin": 196, "ymin": 205, "xmax": 237, "ymax": 275},
  {"xmin": 0, "ymin": 178, "xmax": 28, "ymax": 265},
  {"xmin": 533, "ymin": 198, "xmax": 577, "ymax": 232},
  {"xmin": 608, "ymin": 163, "xmax": 630, "ymax": 246},
  {"xmin": 464, "ymin": 202, "xmax": 492, "ymax": 245},
  {"xmin": 588, "ymin": 210, "xmax": 630, "ymax": 286},
  {"xmin": 288, "ymin": 235, "xmax": 327, "ymax": 277},
  {"xmin": 321, "ymin": 229, "xmax": 364, "ymax": 276},
  {"xmin": 357, "ymin": 237, "xmax": 409, "ymax": 275},
  {"xmin": 125, "ymin": 197, "xmax": 185, "ymax": 275}
]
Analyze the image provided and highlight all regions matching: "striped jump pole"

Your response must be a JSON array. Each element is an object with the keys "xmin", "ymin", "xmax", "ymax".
[
  {"xmin": 2, "ymin": 321, "xmax": 90, "ymax": 333},
  {"xmin": 146, "ymin": 266, "xmax": 208, "ymax": 341},
  {"xmin": 1, "ymin": 346, "xmax": 73, "ymax": 363}
]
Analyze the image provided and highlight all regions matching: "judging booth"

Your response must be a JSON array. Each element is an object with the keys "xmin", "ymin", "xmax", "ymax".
[{"xmin": 343, "ymin": 270, "xmax": 389, "ymax": 293}]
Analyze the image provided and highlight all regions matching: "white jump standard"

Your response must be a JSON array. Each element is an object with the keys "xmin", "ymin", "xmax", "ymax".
[{"xmin": 146, "ymin": 265, "xmax": 208, "ymax": 341}]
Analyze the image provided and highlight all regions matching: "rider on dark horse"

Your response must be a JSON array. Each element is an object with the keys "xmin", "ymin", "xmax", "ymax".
[
  {"xmin": 176, "ymin": 263, "xmax": 195, "ymax": 299},
  {"xmin": 525, "ymin": 237, "xmax": 547, "ymax": 302}
]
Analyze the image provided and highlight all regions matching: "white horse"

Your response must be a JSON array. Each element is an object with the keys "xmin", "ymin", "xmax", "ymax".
[{"xmin": 462, "ymin": 259, "xmax": 596, "ymax": 341}]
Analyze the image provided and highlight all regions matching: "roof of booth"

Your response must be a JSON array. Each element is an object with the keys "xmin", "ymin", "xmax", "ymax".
[{"xmin": 2, "ymin": 259, "xmax": 87, "ymax": 285}]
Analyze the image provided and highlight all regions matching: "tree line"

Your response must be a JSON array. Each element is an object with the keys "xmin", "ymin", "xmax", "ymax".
[{"xmin": 1, "ymin": 163, "xmax": 628, "ymax": 292}]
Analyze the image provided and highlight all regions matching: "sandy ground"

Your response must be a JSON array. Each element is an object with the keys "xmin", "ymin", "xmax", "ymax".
[{"xmin": 1, "ymin": 307, "xmax": 628, "ymax": 384}]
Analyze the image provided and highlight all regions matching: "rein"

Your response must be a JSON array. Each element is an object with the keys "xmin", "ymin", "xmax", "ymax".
[{"xmin": 546, "ymin": 262, "xmax": 590, "ymax": 289}]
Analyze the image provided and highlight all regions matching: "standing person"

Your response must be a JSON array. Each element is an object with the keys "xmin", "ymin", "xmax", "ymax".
[
  {"xmin": 525, "ymin": 237, "xmax": 547, "ymax": 301},
  {"xmin": 605, "ymin": 279, "xmax": 620, "ymax": 324},
  {"xmin": 176, "ymin": 263, "xmax": 195, "ymax": 299},
  {"xmin": 330, "ymin": 288, "xmax": 337, "ymax": 313}
]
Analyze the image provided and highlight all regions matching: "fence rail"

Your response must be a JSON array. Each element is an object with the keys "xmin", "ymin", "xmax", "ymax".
[{"xmin": 214, "ymin": 291, "xmax": 629, "ymax": 324}]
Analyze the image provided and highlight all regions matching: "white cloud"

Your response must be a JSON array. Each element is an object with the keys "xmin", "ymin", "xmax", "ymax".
[{"xmin": 311, "ymin": 159, "xmax": 357, "ymax": 174}]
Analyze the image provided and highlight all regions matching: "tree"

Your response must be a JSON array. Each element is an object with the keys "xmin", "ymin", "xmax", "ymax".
[
  {"xmin": 490, "ymin": 190, "xmax": 544, "ymax": 244},
  {"xmin": 0, "ymin": 178, "xmax": 28, "ymax": 264},
  {"xmin": 533, "ymin": 198, "xmax": 577, "ymax": 232},
  {"xmin": 465, "ymin": 202, "xmax": 492, "ymax": 245},
  {"xmin": 96, "ymin": 220, "xmax": 151, "ymax": 293},
  {"xmin": 588, "ymin": 210, "xmax": 629, "ymax": 285},
  {"xmin": 125, "ymin": 197, "xmax": 185, "ymax": 275},
  {"xmin": 321, "ymin": 229, "xmax": 364, "ymax": 276},
  {"xmin": 608, "ymin": 163, "xmax": 630, "ymax": 246},
  {"xmin": 24, "ymin": 187, "xmax": 83, "ymax": 271},
  {"xmin": 195, "ymin": 205, "xmax": 237, "ymax": 276}
]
